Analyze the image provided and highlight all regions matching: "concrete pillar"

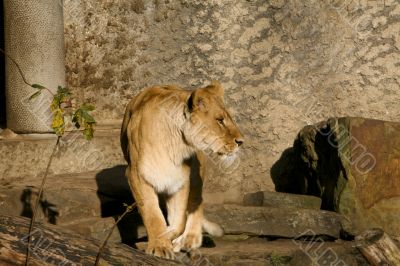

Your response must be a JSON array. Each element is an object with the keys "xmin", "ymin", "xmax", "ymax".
[{"xmin": 4, "ymin": 0, "xmax": 65, "ymax": 133}]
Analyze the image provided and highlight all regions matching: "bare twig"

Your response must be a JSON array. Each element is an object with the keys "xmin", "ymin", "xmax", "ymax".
[
  {"xmin": 94, "ymin": 202, "xmax": 137, "ymax": 266},
  {"xmin": 0, "ymin": 45, "xmax": 60, "ymax": 266},
  {"xmin": 25, "ymin": 136, "xmax": 60, "ymax": 266},
  {"xmin": 0, "ymin": 48, "xmax": 54, "ymax": 96}
]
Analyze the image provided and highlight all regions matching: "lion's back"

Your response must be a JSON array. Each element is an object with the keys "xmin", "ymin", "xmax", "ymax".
[{"xmin": 120, "ymin": 85, "xmax": 189, "ymax": 162}]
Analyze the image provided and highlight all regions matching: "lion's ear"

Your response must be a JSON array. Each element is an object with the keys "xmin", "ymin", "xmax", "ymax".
[
  {"xmin": 188, "ymin": 90, "xmax": 207, "ymax": 112},
  {"xmin": 208, "ymin": 80, "xmax": 224, "ymax": 97}
]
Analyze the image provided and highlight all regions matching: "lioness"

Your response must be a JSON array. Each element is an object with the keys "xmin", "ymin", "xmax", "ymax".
[{"xmin": 121, "ymin": 81, "xmax": 243, "ymax": 258}]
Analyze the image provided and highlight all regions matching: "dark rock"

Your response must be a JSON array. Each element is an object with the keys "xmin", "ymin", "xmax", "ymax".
[{"xmin": 272, "ymin": 117, "xmax": 400, "ymax": 237}]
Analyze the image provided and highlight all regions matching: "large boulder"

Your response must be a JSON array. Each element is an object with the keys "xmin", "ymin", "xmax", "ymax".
[{"xmin": 273, "ymin": 117, "xmax": 400, "ymax": 237}]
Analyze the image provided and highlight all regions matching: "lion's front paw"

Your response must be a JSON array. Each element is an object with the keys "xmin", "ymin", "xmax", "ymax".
[
  {"xmin": 172, "ymin": 231, "xmax": 203, "ymax": 252},
  {"xmin": 164, "ymin": 225, "xmax": 185, "ymax": 240},
  {"xmin": 146, "ymin": 238, "xmax": 175, "ymax": 259}
]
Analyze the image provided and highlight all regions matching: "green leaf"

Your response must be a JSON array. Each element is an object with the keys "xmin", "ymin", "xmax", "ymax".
[
  {"xmin": 57, "ymin": 86, "xmax": 72, "ymax": 96},
  {"xmin": 31, "ymin": 84, "xmax": 45, "ymax": 90},
  {"xmin": 72, "ymin": 110, "xmax": 82, "ymax": 129},
  {"xmin": 80, "ymin": 103, "xmax": 95, "ymax": 112},
  {"xmin": 83, "ymin": 124, "xmax": 94, "ymax": 140},
  {"xmin": 81, "ymin": 111, "xmax": 96, "ymax": 124},
  {"xmin": 51, "ymin": 95, "xmax": 61, "ymax": 112},
  {"xmin": 29, "ymin": 91, "xmax": 42, "ymax": 101}
]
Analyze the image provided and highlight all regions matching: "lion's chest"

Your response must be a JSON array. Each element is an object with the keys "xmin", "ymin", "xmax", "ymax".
[{"xmin": 139, "ymin": 157, "xmax": 187, "ymax": 195}]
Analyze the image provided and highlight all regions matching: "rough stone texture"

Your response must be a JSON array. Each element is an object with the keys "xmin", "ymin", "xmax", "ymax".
[
  {"xmin": 204, "ymin": 204, "xmax": 343, "ymax": 239},
  {"xmin": 4, "ymin": 0, "xmax": 66, "ymax": 132},
  {"xmin": 243, "ymin": 191, "xmax": 321, "ymax": 209},
  {"xmin": 275, "ymin": 117, "xmax": 400, "ymax": 237},
  {"xmin": 0, "ymin": 129, "xmax": 124, "ymax": 180},
  {"xmin": 0, "ymin": 168, "xmax": 342, "ymax": 243},
  {"xmin": 63, "ymin": 0, "xmax": 400, "ymax": 200},
  {"xmin": 0, "ymin": 169, "xmax": 368, "ymax": 265}
]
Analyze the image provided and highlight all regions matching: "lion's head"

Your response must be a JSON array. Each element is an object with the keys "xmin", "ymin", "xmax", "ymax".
[{"xmin": 183, "ymin": 81, "xmax": 244, "ymax": 160}]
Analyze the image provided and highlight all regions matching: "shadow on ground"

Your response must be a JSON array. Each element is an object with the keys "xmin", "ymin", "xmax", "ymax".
[
  {"xmin": 95, "ymin": 165, "xmax": 144, "ymax": 247},
  {"xmin": 20, "ymin": 187, "xmax": 59, "ymax": 225}
]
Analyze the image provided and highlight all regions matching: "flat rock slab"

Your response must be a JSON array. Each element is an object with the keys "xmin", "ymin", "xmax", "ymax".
[
  {"xmin": 205, "ymin": 204, "xmax": 343, "ymax": 239},
  {"xmin": 201, "ymin": 238, "xmax": 365, "ymax": 266},
  {"xmin": 243, "ymin": 191, "xmax": 321, "ymax": 210},
  {"xmin": 0, "ymin": 129, "xmax": 124, "ymax": 180}
]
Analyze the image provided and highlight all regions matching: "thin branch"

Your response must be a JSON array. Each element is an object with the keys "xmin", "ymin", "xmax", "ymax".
[
  {"xmin": 0, "ymin": 48, "xmax": 54, "ymax": 96},
  {"xmin": 94, "ymin": 202, "xmax": 137, "ymax": 266},
  {"xmin": 25, "ymin": 136, "xmax": 60, "ymax": 266}
]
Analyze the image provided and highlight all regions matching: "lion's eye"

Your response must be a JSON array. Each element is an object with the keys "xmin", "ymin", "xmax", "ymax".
[{"xmin": 216, "ymin": 117, "xmax": 224, "ymax": 126}]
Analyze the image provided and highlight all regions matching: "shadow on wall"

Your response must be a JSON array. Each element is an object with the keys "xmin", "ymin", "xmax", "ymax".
[
  {"xmin": 95, "ymin": 165, "xmax": 144, "ymax": 247},
  {"xmin": 270, "ymin": 147, "xmax": 307, "ymax": 195},
  {"xmin": 270, "ymin": 123, "xmax": 345, "ymax": 211}
]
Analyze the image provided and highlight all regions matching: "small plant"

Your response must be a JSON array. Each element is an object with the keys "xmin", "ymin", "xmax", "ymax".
[
  {"xmin": 94, "ymin": 202, "xmax": 137, "ymax": 266},
  {"xmin": 30, "ymin": 84, "xmax": 96, "ymax": 140},
  {"xmin": 269, "ymin": 252, "xmax": 291, "ymax": 266},
  {"xmin": 25, "ymin": 84, "xmax": 96, "ymax": 266},
  {"xmin": 2, "ymin": 47, "xmax": 136, "ymax": 266}
]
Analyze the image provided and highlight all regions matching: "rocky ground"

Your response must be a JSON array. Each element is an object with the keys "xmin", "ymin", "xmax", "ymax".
[
  {"xmin": 3, "ymin": 117, "xmax": 400, "ymax": 265},
  {"xmin": 0, "ymin": 169, "xmax": 370, "ymax": 265}
]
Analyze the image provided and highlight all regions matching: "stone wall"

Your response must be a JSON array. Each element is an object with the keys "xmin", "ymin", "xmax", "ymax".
[{"xmin": 63, "ymin": 0, "xmax": 400, "ymax": 201}]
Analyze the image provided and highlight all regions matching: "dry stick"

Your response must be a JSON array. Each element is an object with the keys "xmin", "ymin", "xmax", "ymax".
[
  {"xmin": 0, "ymin": 48, "xmax": 54, "ymax": 96},
  {"xmin": 94, "ymin": 202, "xmax": 137, "ymax": 266},
  {"xmin": 25, "ymin": 136, "xmax": 60, "ymax": 266},
  {"xmin": 0, "ymin": 47, "xmax": 59, "ymax": 266}
]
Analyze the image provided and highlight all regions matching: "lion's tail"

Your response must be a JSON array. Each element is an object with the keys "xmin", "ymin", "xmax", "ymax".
[{"xmin": 202, "ymin": 218, "xmax": 224, "ymax": 237}]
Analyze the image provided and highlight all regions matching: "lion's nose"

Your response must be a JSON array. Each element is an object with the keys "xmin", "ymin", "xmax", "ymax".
[{"xmin": 235, "ymin": 138, "xmax": 244, "ymax": 147}]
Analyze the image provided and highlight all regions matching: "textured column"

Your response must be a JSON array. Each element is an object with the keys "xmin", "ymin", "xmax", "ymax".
[{"xmin": 4, "ymin": 0, "xmax": 65, "ymax": 133}]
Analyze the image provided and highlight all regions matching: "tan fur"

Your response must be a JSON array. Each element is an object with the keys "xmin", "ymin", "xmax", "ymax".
[{"xmin": 121, "ymin": 81, "xmax": 243, "ymax": 259}]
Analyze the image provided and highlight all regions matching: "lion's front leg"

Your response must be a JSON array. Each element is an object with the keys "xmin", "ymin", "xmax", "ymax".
[
  {"xmin": 172, "ymin": 204, "xmax": 204, "ymax": 252},
  {"xmin": 127, "ymin": 166, "xmax": 174, "ymax": 259},
  {"xmin": 172, "ymin": 157, "xmax": 204, "ymax": 252},
  {"xmin": 166, "ymin": 167, "xmax": 190, "ymax": 240},
  {"xmin": 172, "ymin": 195, "xmax": 204, "ymax": 252}
]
